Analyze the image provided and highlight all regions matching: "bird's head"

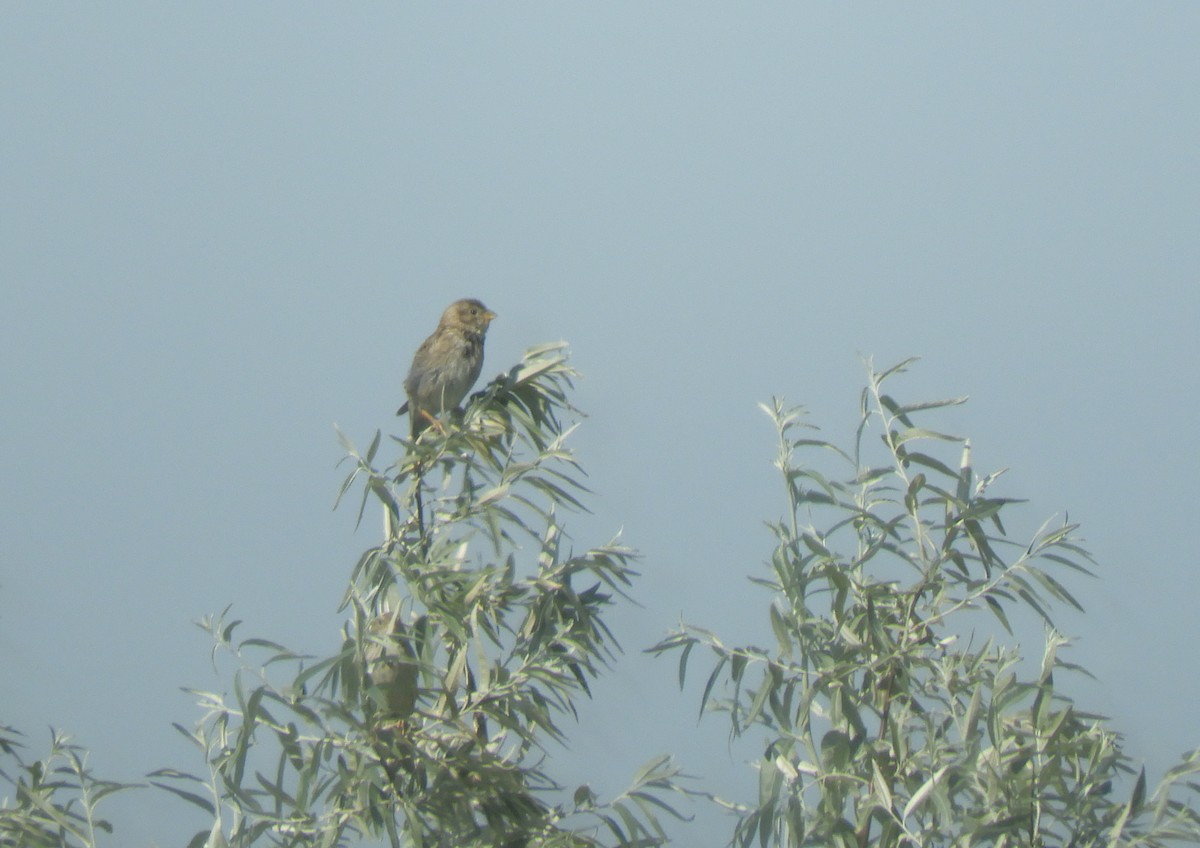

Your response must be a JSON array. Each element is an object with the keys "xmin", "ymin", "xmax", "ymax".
[{"xmin": 442, "ymin": 298, "xmax": 496, "ymax": 335}]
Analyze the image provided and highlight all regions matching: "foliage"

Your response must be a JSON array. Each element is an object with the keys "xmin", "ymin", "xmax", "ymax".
[
  {"xmin": 9, "ymin": 353, "xmax": 1200, "ymax": 847},
  {"xmin": 153, "ymin": 343, "xmax": 689, "ymax": 847},
  {"xmin": 0, "ymin": 725, "xmax": 137, "ymax": 848},
  {"xmin": 651, "ymin": 358, "xmax": 1200, "ymax": 847}
]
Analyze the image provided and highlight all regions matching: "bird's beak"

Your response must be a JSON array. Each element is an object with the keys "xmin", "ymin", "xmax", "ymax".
[{"xmin": 484, "ymin": 310, "xmax": 497, "ymax": 324}]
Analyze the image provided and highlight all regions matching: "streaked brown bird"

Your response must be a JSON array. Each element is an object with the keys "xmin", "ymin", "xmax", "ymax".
[
  {"xmin": 397, "ymin": 298, "xmax": 496, "ymax": 437},
  {"xmin": 364, "ymin": 611, "xmax": 420, "ymax": 722}
]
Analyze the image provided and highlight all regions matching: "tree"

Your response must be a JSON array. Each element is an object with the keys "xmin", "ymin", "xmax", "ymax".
[
  {"xmin": 6, "ymin": 352, "xmax": 1200, "ymax": 847},
  {"xmin": 151, "ymin": 343, "xmax": 689, "ymax": 847},
  {"xmin": 0, "ymin": 726, "xmax": 136, "ymax": 848},
  {"xmin": 651, "ymin": 358, "xmax": 1200, "ymax": 847}
]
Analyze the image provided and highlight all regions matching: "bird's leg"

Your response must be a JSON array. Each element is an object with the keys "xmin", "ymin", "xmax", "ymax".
[{"xmin": 418, "ymin": 408, "xmax": 449, "ymax": 435}]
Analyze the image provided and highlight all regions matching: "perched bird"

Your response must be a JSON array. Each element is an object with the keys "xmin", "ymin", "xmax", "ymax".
[
  {"xmin": 397, "ymin": 298, "xmax": 496, "ymax": 436},
  {"xmin": 364, "ymin": 611, "xmax": 421, "ymax": 722}
]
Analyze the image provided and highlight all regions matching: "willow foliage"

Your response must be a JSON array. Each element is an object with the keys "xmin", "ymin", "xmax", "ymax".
[
  {"xmin": 154, "ymin": 343, "xmax": 688, "ymax": 848},
  {"xmin": 652, "ymin": 359, "xmax": 1200, "ymax": 847},
  {"xmin": 8, "ymin": 356, "xmax": 1199, "ymax": 847}
]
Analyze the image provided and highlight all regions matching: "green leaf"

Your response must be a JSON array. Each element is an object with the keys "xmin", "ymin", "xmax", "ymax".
[
  {"xmin": 871, "ymin": 758, "xmax": 894, "ymax": 811},
  {"xmin": 1105, "ymin": 766, "xmax": 1147, "ymax": 846},
  {"xmin": 365, "ymin": 427, "xmax": 382, "ymax": 463},
  {"xmin": 150, "ymin": 780, "xmax": 216, "ymax": 814},
  {"xmin": 903, "ymin": 766, "xmax": 947, "ymax": 821},
  {"xmin": 895, "ymin": 396, "xmax": 969, "ymax": 416},
  {"xmin": 902, "ymin": 450, "xmax": 961, "ymax": 479},
  {"xmin": 892, "ymin": 427, "xmax": 963, "ymax": 446},
  {"xmin": 700, "ymin": 656, "xmax": 728, "ymax": 719},
  {"xmin": 768, "ymin": 604, "xmax": 792, "ymax": 656},
  {"xmin": 677, "ymin": 639, "xmax": 694, "ymax": 690},
  {"xmin": 875, "ymin": 357, "xmax": 921, "ymax": 383}
]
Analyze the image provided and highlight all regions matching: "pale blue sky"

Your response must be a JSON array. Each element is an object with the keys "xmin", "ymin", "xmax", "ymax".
[{"xmin": 3, "ymin": 5, "xmax": 1199, "ymax": 844}]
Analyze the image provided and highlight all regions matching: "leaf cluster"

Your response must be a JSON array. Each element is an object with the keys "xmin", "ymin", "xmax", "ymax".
[
  {"xmin": 155, "ymin": 343, "xmax": 689, "ymax": 847},
  {"xmin": 0, "ymin": 726, "xmax": 137, "ymax": 848},
  {"xmin": 9, "ymin": 352, "xmax": 1199, "ymax": 848},
  {"xmin": 652, "ymin": 358, "xmax": 1200, "ymax": 847}
]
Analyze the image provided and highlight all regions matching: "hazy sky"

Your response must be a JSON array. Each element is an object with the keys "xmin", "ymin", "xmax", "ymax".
[{"xmin": 3, "ymin": 5, "xmax": 1199, "ymax": 845}]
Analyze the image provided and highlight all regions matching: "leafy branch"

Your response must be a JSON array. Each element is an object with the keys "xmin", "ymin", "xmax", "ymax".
[
  {"xmin": 158, "ymin": 343, "xmax": 690, "ymax": 847},
  {"xmin": 651, "ymin": 358, "xmax": 1200, "ymax": 847}
]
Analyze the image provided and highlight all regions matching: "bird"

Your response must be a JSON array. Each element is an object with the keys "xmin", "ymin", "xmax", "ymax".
[
  {"xmin": 364, "ymin": 611, "xmax": 421, "ymax": 722},
  {"xmin": 397, "ymin": 298, "xmax": 496, "ymax": 437}
]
